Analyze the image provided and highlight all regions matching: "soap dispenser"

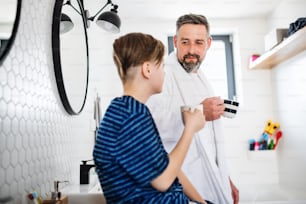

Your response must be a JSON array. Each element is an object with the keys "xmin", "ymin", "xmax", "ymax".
[
  {"xmin": 42, "ymin": 181, "xmax": 68, "ymax": 204},
  {"xmin": 52, "ymin": 181, "xmax": 60, "ymax": 200}
]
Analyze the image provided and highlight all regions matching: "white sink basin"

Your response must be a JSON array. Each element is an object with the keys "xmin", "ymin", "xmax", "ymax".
[
  {"xmin": 67, "ymin": 193, "xmax": 106, "ymax": 204},
  {"xmin": 61, "ymin": 181, "xmax": 106, "ymax": 204}
]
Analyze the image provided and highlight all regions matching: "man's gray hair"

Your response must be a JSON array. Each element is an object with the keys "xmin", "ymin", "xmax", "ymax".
[{"xmin": 176, "ymin": 14, "xmax": 210, "ymax": 35}]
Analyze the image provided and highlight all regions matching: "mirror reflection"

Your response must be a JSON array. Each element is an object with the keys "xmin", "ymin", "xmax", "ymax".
[
  {"xmin": 0, "ymin": 0, "xmax": 21, "ymax": 65},
  {"xmin": 52, "ymin": 0, "xmax": 89, "ymax": 115}
]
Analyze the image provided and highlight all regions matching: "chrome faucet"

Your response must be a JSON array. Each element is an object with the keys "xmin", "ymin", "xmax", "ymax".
[{"xmin": 80, "ymin": 160, "xmax": 95, "ymax": 184}]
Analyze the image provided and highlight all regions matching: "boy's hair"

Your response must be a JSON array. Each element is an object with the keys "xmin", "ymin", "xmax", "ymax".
[
  {"xmin": 113, "ymin": 32, "xmax": 165, "ymax": 83},
  {"xmin": 176, "ymin": 14, "xmax": 210, "ymax": 36}
]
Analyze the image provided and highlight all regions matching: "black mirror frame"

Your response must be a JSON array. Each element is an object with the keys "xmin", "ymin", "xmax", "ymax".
[
  {"xmin": 0, "ymin": 0, "xmax": 22, "ymax": 66},
  {"xmin": 52, "ymin": 0, "xmax": 89, "ymax": 115}
]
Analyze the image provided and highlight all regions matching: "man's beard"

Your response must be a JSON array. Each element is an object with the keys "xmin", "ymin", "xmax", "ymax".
[{"xmin": 179, "ymin": 54, "xmax": 201, "ymax": 73}]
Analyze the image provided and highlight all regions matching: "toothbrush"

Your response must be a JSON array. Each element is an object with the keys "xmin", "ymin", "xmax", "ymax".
[
  {"xmin": 273, "ymin": 131, "xmax": 282, "ymax": 150},
  {"xmin": 27, "ymin": 191, "xmax": 42, "ymax": 204}
]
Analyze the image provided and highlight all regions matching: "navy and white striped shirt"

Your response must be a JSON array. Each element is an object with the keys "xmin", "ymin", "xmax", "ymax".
[{"xmin": 93, "ymin": 96, "xmax": 189, "ymax": 203}]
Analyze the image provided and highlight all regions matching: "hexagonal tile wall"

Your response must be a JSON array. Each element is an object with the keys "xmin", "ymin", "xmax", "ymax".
[{"xmin": 0, "ymin": 1, "xmax": 82, "ymax": 203}]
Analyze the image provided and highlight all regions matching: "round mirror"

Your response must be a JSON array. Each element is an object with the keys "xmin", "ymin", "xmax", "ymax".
[
  {"xmin": 52, "ymin": 0, "xmax": 89, "ymax": 115},
  {"xmin": 0, "ymin": 0, "xmax": 21, "ymax": 65}
]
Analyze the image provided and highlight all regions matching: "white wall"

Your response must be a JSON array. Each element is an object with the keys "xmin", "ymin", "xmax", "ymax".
[
  {"xmin": 0, "ymin": 1, "xmax": 94, "ymax": 203},
  {"xmin": 268, "ymin": 0, "xmax": 306, "ymax": 190}
]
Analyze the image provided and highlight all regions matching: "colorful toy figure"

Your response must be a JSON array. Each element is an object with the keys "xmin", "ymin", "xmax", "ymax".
[{"xmin": 250, "ymin": 119, "xmax": 282, "ymax": 150}]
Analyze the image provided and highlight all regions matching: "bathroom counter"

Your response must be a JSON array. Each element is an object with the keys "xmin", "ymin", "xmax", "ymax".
[{"xmin": 61, "ymin": 183, "xmax": 102, "ymax": 195}]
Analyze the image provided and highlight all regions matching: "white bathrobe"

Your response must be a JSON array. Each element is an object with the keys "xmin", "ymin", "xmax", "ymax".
[{"xmin": 147, "ymin": 52, "xmax": 233, "ymax": 203}]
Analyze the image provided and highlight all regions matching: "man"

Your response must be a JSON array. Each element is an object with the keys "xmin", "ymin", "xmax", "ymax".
[{"xmin": 147, "ymin": 14, "xmax": 239, "ymax": 204}]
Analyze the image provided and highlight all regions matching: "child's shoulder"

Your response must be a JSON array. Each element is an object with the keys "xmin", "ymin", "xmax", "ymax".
[{"xmin": 110, "ymin": 96, "xmax": 148, "ymax": 116}]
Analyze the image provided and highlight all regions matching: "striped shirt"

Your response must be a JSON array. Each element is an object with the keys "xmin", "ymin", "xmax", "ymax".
[{"xmin": 93, "ymin": 96, "xmax": 189, "ymax": 204}]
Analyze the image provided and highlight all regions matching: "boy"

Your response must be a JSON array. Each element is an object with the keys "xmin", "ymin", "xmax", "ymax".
[{"xmin": 93, "ymin": 32, "xmax": 206, "ymax": 203}]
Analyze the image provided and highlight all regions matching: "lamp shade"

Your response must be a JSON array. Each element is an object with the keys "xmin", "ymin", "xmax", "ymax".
[
  {"xmin": 60, "ymin": 13, "xmax": 74, "ymax": 34},
  {"xmin": 96, "ymin": 11, "xmax": 121, "ymax": 33}
]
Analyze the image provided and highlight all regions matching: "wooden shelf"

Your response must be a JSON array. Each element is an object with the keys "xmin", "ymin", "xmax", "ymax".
[{"xmin": 249, "ymin": 26, "xmax": 306, "ymax": 69}]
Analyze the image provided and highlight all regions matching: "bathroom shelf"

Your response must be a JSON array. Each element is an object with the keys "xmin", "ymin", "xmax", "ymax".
[
  {"xmin": 247, "ymin": 150, "xmax": 277, "ymax": 160},
  {"xmin": 249, "ymin": 26, "xmax": 306, "ymax": 69}
]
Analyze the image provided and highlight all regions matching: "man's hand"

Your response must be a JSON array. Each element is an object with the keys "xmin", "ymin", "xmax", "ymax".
[
  {"xmin": 230, "ymin": 178, "xmax": 239, "ymax": 204},
  {"xmin": 201, "ymin": 97, "xmax": 224, "ymax": 121}
]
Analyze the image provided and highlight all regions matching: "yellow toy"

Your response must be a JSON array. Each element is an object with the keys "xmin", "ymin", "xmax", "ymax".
[
  {"xmin": 262, "ymin": 119, "xmax": 281, "ymax": 150},
  {"xmin": 264, "ymin": 119, "xmax": 280, "ymax": 135}
]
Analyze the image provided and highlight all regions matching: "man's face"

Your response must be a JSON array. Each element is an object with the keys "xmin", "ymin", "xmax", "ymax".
[{"xmin": 174, "ymin": 24, "xmax": 211, "ymax": 73}]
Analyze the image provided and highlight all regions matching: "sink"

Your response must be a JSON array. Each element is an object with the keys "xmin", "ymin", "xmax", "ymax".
[
  {"xmin": 61, "ymin": 181, "xmax": 106, "ymax": 204},
  {"xmin": 67, "ymin": 193, "xmax": 106, "ymax": 204}
]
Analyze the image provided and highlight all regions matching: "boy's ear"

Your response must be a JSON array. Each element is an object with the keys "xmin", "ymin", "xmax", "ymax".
[{"xmin": 141, "ymin": 61, "xmax": 151, "ymax": 79}]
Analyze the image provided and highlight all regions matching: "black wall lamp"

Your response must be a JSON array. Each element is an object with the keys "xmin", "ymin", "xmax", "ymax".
[{"xmin": 61, "ymin": 0, "xmax": 121, "ymax": 34}]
